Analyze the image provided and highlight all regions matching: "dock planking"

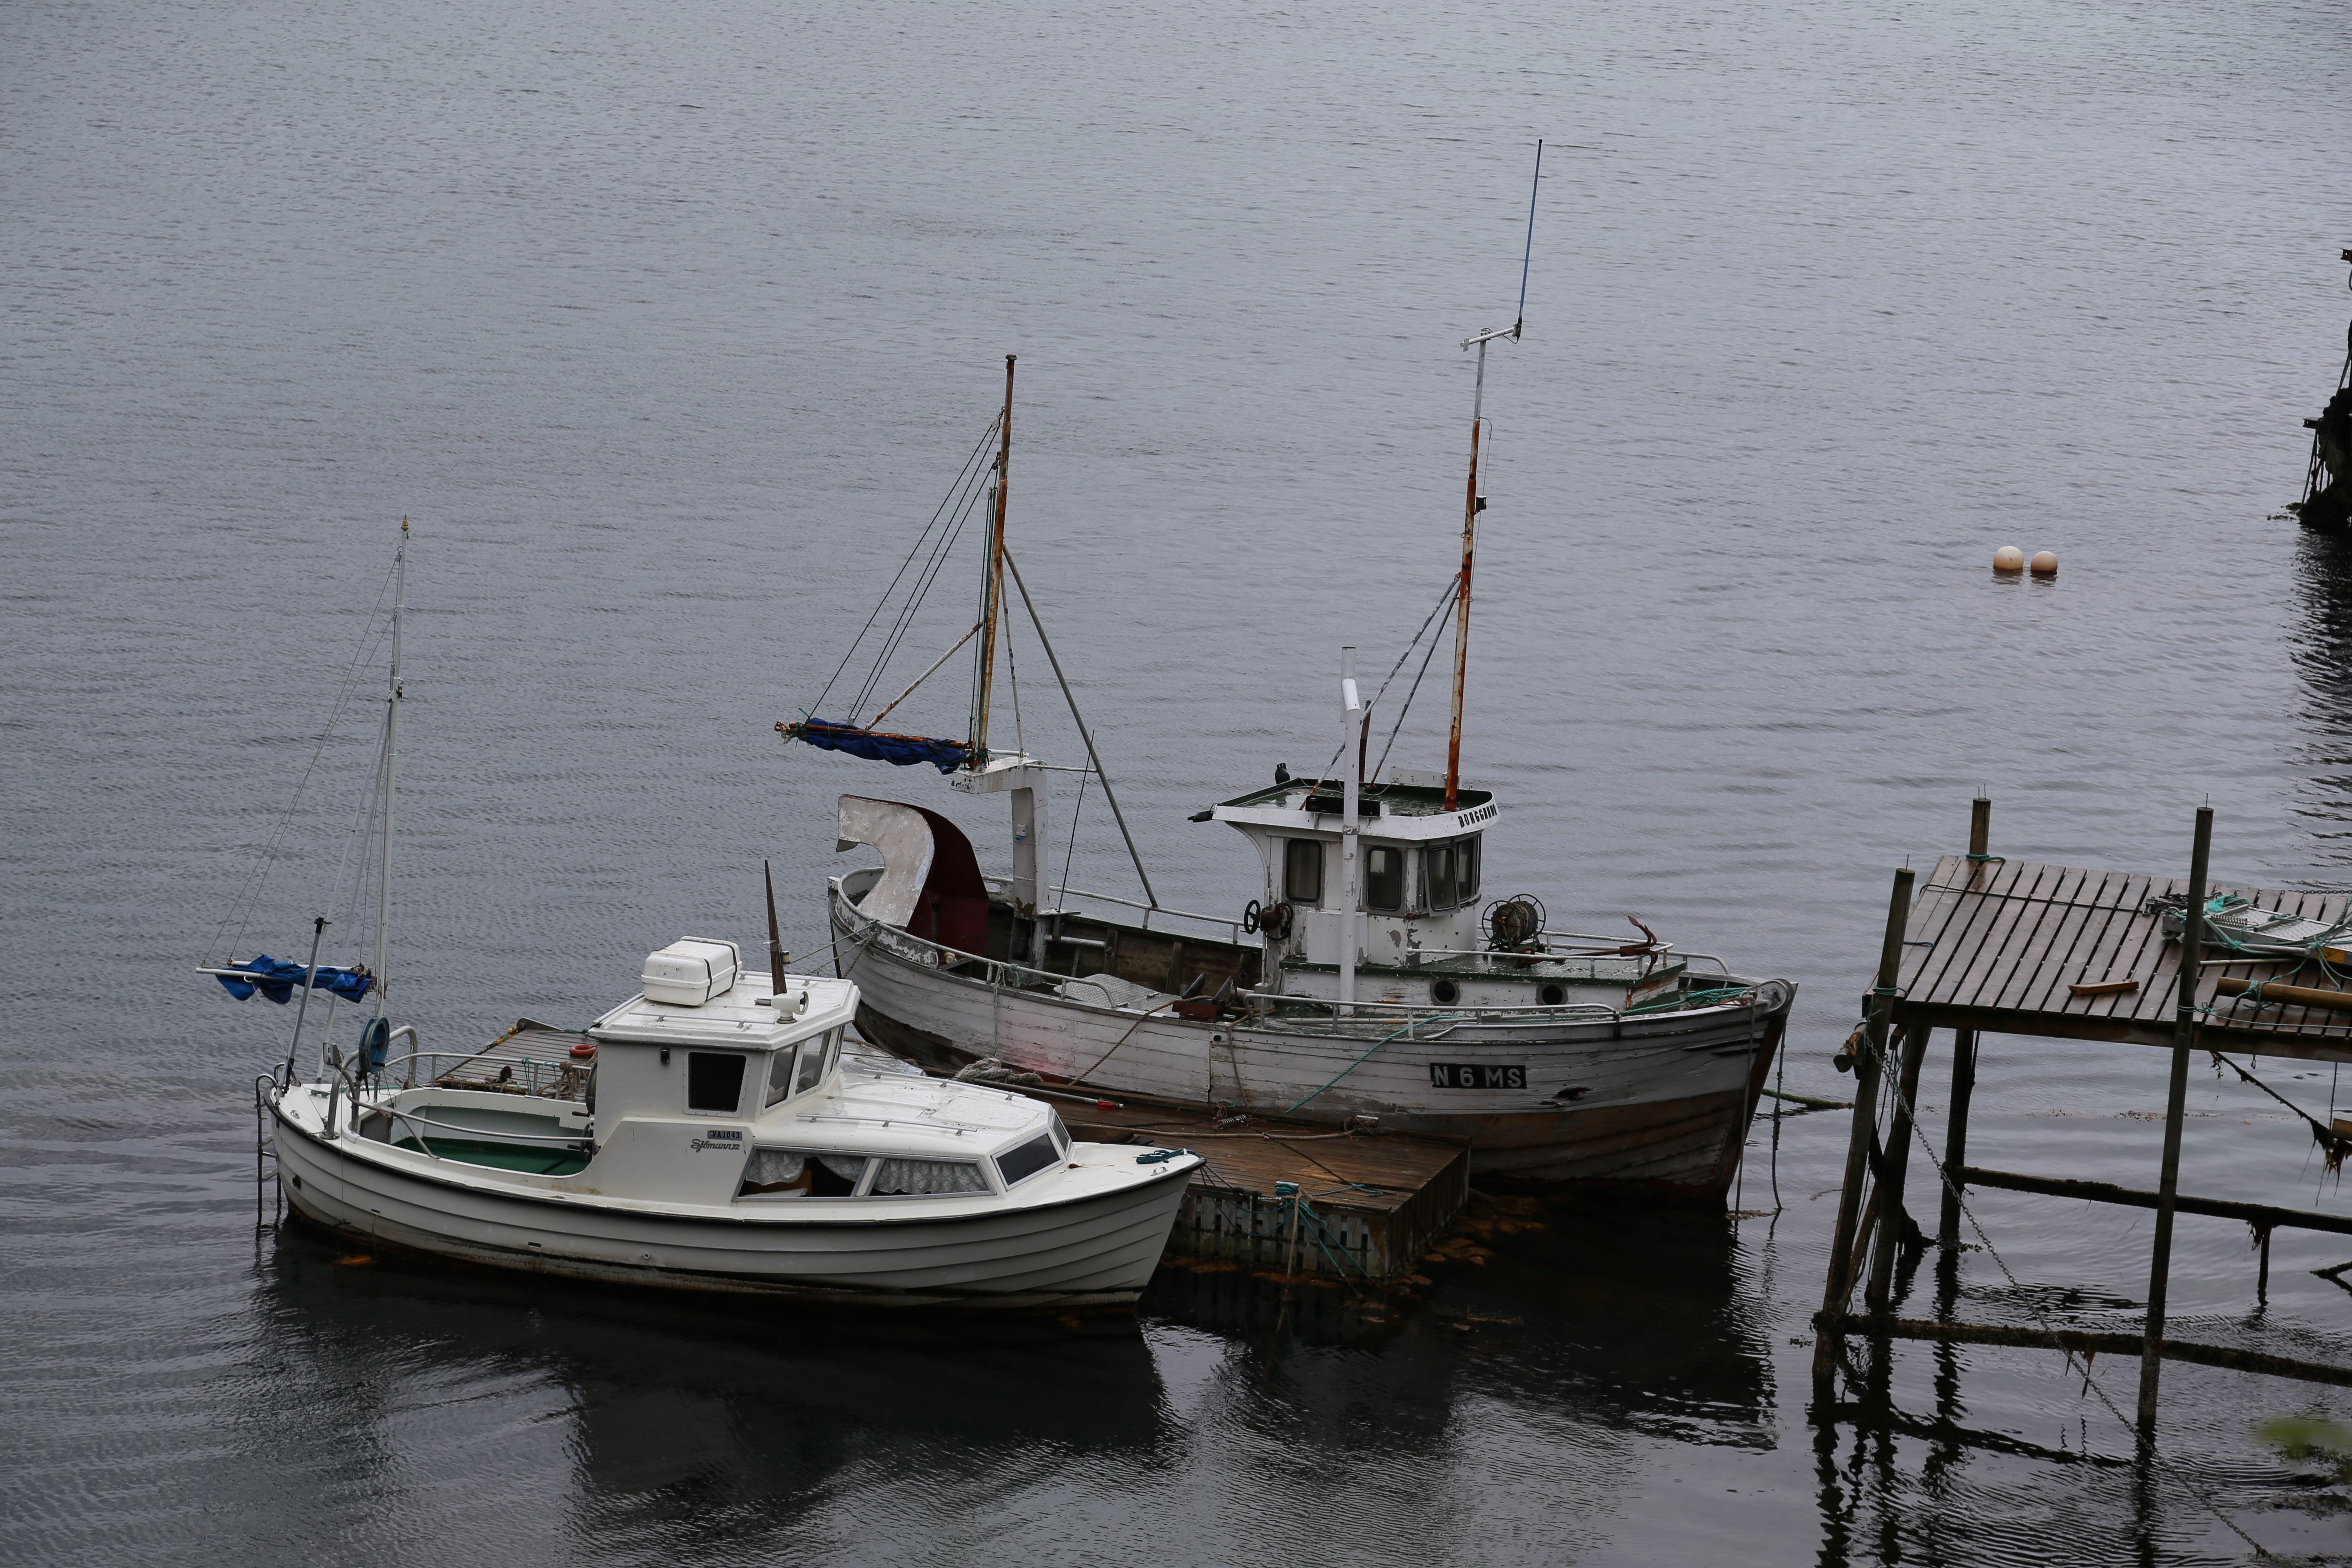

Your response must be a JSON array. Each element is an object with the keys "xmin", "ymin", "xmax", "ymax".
[
  {"xmin": 1895, "ymin": 854, "xmax": 2352, "ymax": 1063},
  {"xmin": 1024, "ymin": 1092, "xmax": 1471, "ymax": 1282}
]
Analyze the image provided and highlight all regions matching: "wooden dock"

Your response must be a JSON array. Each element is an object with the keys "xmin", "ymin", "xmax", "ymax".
[
  {"xmin": 1816, "ymin": 798, "xmax": 2352, "ymax": 1441},
  {"xmin": 1894, "ymin": 853, "xmax": 2352, "ymax": 1060},
  {"xmin": 1032, "ymin": 1094, "xmax": 1471, "ymax": 1284}
]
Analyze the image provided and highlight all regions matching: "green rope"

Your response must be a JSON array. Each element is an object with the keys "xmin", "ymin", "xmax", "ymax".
[
  {"xmin": 1284, "ymin": 1194, "xmax": 1366, "ymax": 1278},
  {"xmin": 1624, "ymin": 985, "xmax": 1750, "ymax": 1015},
  {"xmin": 1284, "ymin": 1014, "xmax": 1470, "ymax": 1115}
]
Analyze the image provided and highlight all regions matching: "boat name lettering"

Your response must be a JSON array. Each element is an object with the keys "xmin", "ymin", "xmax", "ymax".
[
  {"xmin": 1455, "ymin": 804, "xmax": 1497, "ymax": 826},
  {"xmin": 690, "ymin": 1130, "xmax": 745, "ymax": 1151},
  {"xmin": 1427, "ymin": 1063, "xmax": 1526, "ymax": 1090}
]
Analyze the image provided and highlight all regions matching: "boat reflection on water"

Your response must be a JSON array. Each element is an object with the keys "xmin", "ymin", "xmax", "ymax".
[
  {"xmin": 248, "ymin": 1195, "xmax": 1779, "ymax": 1552},
  {"xmin": 252, "ymin": 1224, "xmax": 1174, "ymax": 1521}
]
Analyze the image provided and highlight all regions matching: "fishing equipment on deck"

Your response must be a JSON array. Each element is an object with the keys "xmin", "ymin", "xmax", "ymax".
[{"xmin": 2146, "ymin": 890, "xmax": 2352, "ymax": 969}]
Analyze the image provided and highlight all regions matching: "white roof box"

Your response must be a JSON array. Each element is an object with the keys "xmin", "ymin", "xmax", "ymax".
[{"xmin": 640, "ymin": 938, "xmax": 741, "ymax": 1007}]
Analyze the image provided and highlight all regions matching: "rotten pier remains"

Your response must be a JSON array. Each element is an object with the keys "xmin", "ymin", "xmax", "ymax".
[{"xmin": 1816, "ymin": 799, "xmax": 2352, "ymax": 1433}]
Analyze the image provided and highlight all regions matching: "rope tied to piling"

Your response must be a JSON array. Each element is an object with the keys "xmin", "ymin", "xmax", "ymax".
[{"xmin": 2205, "ymin": 1047, "xmax": 2352, "ymax": 1174}]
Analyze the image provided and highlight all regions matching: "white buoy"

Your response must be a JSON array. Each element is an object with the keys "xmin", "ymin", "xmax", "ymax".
[
  {"xmin": 1993, "ymin": 545, "xmax": 2025, "ymax": 573},
  {"xmin": 2030, "ymin": 550, "xmax": 2058, "ymax": 576}
]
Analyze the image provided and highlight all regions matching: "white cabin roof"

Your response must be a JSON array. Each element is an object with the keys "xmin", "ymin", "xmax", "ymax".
[
  {"xmin": 588, "ymin": 972, "xmax": 856, "ymax": 1050},
  {"xmin": 1209, "ymin": 779, "xmax": 1498, "ymax": 842}
]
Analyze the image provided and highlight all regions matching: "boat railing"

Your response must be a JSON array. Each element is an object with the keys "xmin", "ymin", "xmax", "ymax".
[
  {"xmin": 322, "ymin": 1056, "xmax": 594, "ymax": 1154},
  {"xmin": 841, "ymin": 896, "xmax": 1769, "ymax": 1022},
  {"xmin": 1238, "ymin": 988, "xmax": 1625, "ymax": 1023},
  {"xmin": 1043, "ymin": 885, "xmax": 1246, "ymax": 943},
  {"xmin": 1535, "ymin": 931, "xmax": 1736, "ymax": 976}
]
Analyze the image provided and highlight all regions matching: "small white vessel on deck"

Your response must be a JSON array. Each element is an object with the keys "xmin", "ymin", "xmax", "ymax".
[
  {"xmin": 215, "ymin": 525, "xmax": 1200, "ymax": 1310},
  {"xmin": 266, "ymin": 947, "xmax": 1201, "ymax": 1308}
]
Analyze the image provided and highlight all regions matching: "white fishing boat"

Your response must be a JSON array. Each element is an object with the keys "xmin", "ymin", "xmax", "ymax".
[
  {"xmin": 215, "ymin": 526, "xmax": 1202, "ymax": 1309},
  {"xmin": 781, "ymin": 153, "xmax": 1797, "ymax": 1198}
]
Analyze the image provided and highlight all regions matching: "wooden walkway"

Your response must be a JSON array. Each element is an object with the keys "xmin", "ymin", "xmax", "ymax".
[
  {"xmin": 1894, "ymin": 854, "xmax": 2352, "ymax": 1061},
  {"xmin": 1029, "ymin": 1093, "xmax": 1471, "ymax": 1282}
]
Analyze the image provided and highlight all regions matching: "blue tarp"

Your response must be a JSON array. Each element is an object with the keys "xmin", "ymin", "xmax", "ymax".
[
  {"xmin": 215, "ymin": 956, "xmax": 375, "ymax": 1005},
  {"xmin": 789, "ymin": 720, "xmax": 970, "ymax": 774}
]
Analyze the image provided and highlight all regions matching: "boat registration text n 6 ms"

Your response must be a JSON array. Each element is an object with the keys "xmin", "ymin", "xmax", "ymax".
[{"xmin": 1428, "ymin": 1063, "xmax": 1527, "ymax": 1089}]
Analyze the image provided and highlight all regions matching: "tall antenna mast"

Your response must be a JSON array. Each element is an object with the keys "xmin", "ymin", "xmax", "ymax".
[
  {"xmin": 1445, "ymin": 142, "xmax": 1542, "ymax": 812},
  {"xmin": 371, "ymin": 517, "xmax": 407, "ymax": 1014},
  {"xmin": 972, "ymin": 355, "xmax": 1016, "ymax": 762}
]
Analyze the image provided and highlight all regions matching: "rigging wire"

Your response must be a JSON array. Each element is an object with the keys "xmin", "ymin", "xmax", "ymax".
[
  {"xmin": 807, "ymin": 414, "xmax": 1000, "ymax": 723},
  {"xmin": 208, "ymin": 554, "xmax": 401, "ymax": 966},
  {"xmin": 846, "ymin": 447, "xmax": 998, "ymax": 724},
  {"xmin": 1319, "ymin": 576, "xmax": 1461, "ymax": 780},
  {"xmin": 1371, "ymin": 583, "xmax": 1462, "ymax": 783}
]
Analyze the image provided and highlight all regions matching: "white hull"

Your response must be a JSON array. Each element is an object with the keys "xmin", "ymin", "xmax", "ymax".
[
  {"xmin": 833, "ymin": 889, "xmax": 1793, "ymax": 1195},
  {"xmin": 270, "ymin": 1089, "xmax": 1194, "ymax": 1309}
]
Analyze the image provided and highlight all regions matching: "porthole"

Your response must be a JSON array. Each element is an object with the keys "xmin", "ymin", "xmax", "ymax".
[
  {"xmin": 1539, "ymin": 983, "xmax": 1565, "ymax": 1006},
  {"xmin": 1432, "ymin": 979, "xmax": 1460, "ymax": 1005}
]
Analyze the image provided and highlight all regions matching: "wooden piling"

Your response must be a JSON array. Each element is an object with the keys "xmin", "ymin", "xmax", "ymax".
[
  {"xmin": 1865, "ymin": 1024, "xmax": 1933, "ymax": 1312},
  {"xmin": 1938, "ymin": 797, "xmax": 1991, "ymax": 1253},
  {"xmin": 1939, "ymin": 1030, "xmax": 1977, "ymax": 1250},
  {"xmin": 2138, "ymin": 805, "xmax": 2212, "ymax": 1434},
  {"xmin": 1816, "ymin": 865, "xmax": 1914, "ymax": 1388}
]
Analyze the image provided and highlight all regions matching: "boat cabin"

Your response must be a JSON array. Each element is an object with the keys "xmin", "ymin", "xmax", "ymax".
[{"xmin": 1208, "ymin": 771, "xmax": 1500, "ymax": 1000}]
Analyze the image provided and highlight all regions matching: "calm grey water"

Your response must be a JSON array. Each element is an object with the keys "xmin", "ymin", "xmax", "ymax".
[{"xmin": 9, "ymin": 0, "xmax": 2352, "ymax": 1561}]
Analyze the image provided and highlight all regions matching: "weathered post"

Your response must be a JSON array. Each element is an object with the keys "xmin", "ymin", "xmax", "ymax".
[
  {"xmin": 1939, "ymin": 1031, "xmax": 1977, "ymax": 1251},
  {"xmin": 2138, "ymin": 805, "xmax": 2212, "ymax": 1435},
  {"xmin": 1815, "ymin": 865, "xmax": 1914, "ymax": 1388},
  {"xmin": 1942, "ymin": 799, "xmax": 1991, "ymax": 1252},
  {"xmin": 1865, "ymin": 1023, "xmax": 1934, "ymax": 1312}
]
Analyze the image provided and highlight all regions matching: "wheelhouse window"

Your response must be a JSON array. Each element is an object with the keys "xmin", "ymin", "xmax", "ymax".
[
  {"xmin": 1424, "ymin": 842, "xmax": 1458, "ymax": 911},
  {"xmin": 995, "ymin": 1132, "xmax": 1061, "ymax": 1188},
  {"xmin": 1423, "ymin": 836, "xmax": 1482, "ymax": 912},
  {"xmin": 1364, "ymin": 845, "xmax": 1405, "ymax": 912},
  {"xmin": 794, "ymin": 1028, "xmax": 837, "ymax": 1097},
  {"xmin": 687, "ymin": 1051, "xmax": 747, "ymax": 1114},
  {"xmin": 1284, "ymin": 838, "xmax": 1324, "ymax": 906}
]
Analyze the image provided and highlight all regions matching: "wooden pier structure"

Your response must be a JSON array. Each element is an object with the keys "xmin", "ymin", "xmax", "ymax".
[
  {"xmin": 1031, "ymin": 1092, "xmax": 1470, "ymax": 1283},
  {"xmin": 1817, "ymin": 799, "xmax": 2352, "ymax": 1432}
]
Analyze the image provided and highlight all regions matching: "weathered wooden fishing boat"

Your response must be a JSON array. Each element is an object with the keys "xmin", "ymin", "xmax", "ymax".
[
  {"xmin": 782, "ymin": 155, "xmax": 1795, "ymax": 1198},
  {"xmin": 212, "ymin": 526, "xmax": 1201, "ymax": 1308}
]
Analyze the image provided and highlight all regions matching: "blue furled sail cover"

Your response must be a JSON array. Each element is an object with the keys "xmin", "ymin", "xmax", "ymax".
[
  {"xmin": 215, "ymin": 956, "xmax": 375, "ymax": 1005},
  {"xmin": 785, "ymin": 720, "xmax": 970, "ymax": 774}
]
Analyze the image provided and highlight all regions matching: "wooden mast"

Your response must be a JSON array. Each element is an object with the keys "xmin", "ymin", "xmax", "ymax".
[
  {"xmin": 1444, "ymin": 142, "xmax": 1540, "ymax": 813},
  {"xmin": 1444, "ymin": 394, "xmax": 1481, "ymax": 811},
  {"xmin": 972, "ymin": 355, "xmax": 1015, "ymax": 762}
]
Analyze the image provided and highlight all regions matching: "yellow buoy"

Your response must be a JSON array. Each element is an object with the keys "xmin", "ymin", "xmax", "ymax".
[
  {"xmin": 2030, "ymin": 550, "xmax": 2058, "ymax": 576},
  {"xmin": 1993, "ymin": 545, "xmax": 2025, "ymax": 573}
]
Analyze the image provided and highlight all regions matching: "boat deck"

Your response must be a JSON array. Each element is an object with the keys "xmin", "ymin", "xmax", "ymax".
[{"xmin": 421, "ymin": 1019, "xmax": 594, "ymax": 1100}]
